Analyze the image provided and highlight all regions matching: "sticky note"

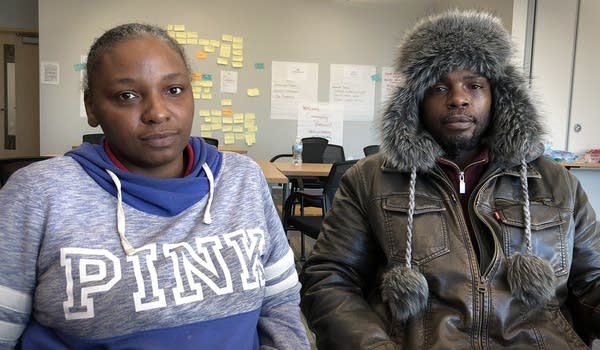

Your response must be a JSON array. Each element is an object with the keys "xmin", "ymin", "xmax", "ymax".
[
  {"xmin": 371, "ymin": 73, "xmax": 382, "ymax": 82},
  {"xmin": 233, "ymin": 49, "xmax": 243, "ymax": 56},
  {"xmin": 205, "ymin": 45, "xmax": 215, "ymax": 53},
  {"xmin": 201, "ymin": 93, "xmax": 212, "ymax": 99},
  {"xmin": 222, "ymin": 34, "xmax": 233, "ymax": 42},
  {"xmin": 223, "ymin": 125, "xmax": 233, "ymax": 132},
  {"xmin": 209, "ymin": 39, "xmax": 220, "ymax": 47},
  {"xmin": 203, "ymin": 117, "xmax": 212, "ymax": 123},
  {"xmin": 232, "ymin": 62, "xmax": 243, "ymax": 68},
  {"xmin": 200, "ymin": 131, "xmax": 213, "ymax": 138},
  {"xmin": 220, "ymin": 44, "xmax": 232, "ymax": 58},
  {"xmin": 199, "ymin": 38, "xmax": 210, "ymax": 46},
  {"xmin": 199, "ymin": 109, "xmax": 210, "ymax": 117},
  {"xmin": 196, "ymin": 51, "xmax": 208, "ymax": 59},
  {"xmin": 232, "ymin": 55, "xmax": 243, "ymax": 62},
  {"xmin": 245, "ymin": 133, "xmax": 256, "ymax": 145},
  {"xmin": 167, "ymin": 25, "xmax": 174, "ymax": 31},
  {"xmin": 222, "ymin": 108, "xmax": 234, "ymax": 116},
  {"xmin": 187, "ymin": 38, "xmax": 198, "ymax": 45},
  {"xmin": 176, "ymin": 38, "xmax": 187, "ymax": 45},
  {"xmin": 221, "ymin": 99, "xmax": 232, "ymax": 106},
  {"xmin": 254, "ymin": 62, "xmax": 265, "ymax": 70},
  {"xmin": 187, "ymin": 32, "xmax": 198, "ymax": 39},
  {"xmin": 191, "ymin": 72, "xmax": 201, "ymax": 80},
  {"xmin": 232, "ymin": 42, "xmax": 243, "ymax": 50},
  {"xmin": 201, "ymin": 73, "xmax": 212, "ymax": 81},
  {"xmin": 247, "ymin": 88, "xmax": 260, "ymax": 97},
  {"xmin": 175, "ymin": 32, "xmax": 187, "ymax": 39},
  {"xmin": 173, "ymin": 24, "xmax": 186, "ymax": 31},
  {"xmin": 233, "ymin": 125, "xmax": 244, "ymax": 133},
  {"xmin": 217, "ymin": 57, "xmax": 228, "ymax": 65},
  {"xmin": 232, "ymin": 36, "xmax": 243, "ymax": 44},
  {"xmin": 211, "ymin": 122, "xmax": 222, "ymax": 130},
  {"xmin": 245, "ymin": 112, "xmax": 256, "ymax": 120},
  {"xmin": 224, "ymin": 133, "xmax": 235, "ymax": 144},
  {"xmin": 73, "ymin": 63, "xmax": 86, "ymax": 71},
  {"xmin": 222, "ymin": 117, "xmax": 233, "ymax": 124},
  {"xmin": 246, "ymin": 125, "xmax": 258, "ymax": 132},
  {"xmin": 211, "ymin": 109, "xmax": 222, "ymax": 116},
  {"xmin": 200, "ymin": 124, "xmax": 212, "ymax": 131}
]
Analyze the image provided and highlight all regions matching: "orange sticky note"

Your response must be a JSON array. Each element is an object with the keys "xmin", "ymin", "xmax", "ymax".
[
  {"xmin": 196, "ymin": 51, "xmax": 208, "ymax": 59},
  {"xmin": 222, "ymin": 108, "xmax": 234, "ymax": 116}
]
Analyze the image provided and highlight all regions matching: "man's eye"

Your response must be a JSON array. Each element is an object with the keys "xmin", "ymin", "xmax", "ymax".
[
  {"xmin": 168, "ymin": 86, "xmax": 183, "ymax": 95},
  {"xmin": 118, "ymin": 92, "xmax": 136, "ymax": 100},
  {"xmin": 471, "ymin": 84, "xmax": 482, "ymax": 89}
]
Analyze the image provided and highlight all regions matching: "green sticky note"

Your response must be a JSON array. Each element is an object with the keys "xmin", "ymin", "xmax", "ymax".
[
  {"xmin": 201, "ymin": 74, "xmax": 212, "ymax": 81},
  {"xmin": 371, "ymin": 73, "xmax": 381, "ymax": 82},
  {"xmin": 254, "ymin": 62, "xmax": 265, "ymax": 70},
  {"xmin": 74, "ymin": 63, "xmax": 86, "ymax": 71}
]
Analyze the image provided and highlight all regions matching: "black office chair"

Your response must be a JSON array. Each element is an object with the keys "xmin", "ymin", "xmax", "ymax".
[
  {"xmin": 202, "ymin": 137, "xmax": 219, "ymax": 147},
  {"xmin": 283, "ymin": 159, "xmax": 358, "ymax": 261},
  {"xmin": 363, "ymin": 144, "xmax": 380, "ymax": 156},
  {"xmin": 0, "ymin": 156, "xmax": 53, "ymax": 188},
  {"xmin": 82, "ymin": 133, "xmax": 104, "ymax": 145},
  {"xmin": 301, "ymin": 137, "xmax": 329, "ymax": 144}
]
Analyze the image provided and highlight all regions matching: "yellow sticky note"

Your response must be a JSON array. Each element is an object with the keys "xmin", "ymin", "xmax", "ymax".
[
  {"xmin": 167, "ymin": 30, "xmax": 176, "ymax": 38},
  {"xmin": 202, "ymin": 87, "xmax": 212, "ymax": 93},
  {"xmin": 200, "ymin": 124, "xmax": 212, "ymax": 131},
  {"xmin": 220, "ymin": 44, "xmax": 231, "ymax": 58},
  {"xmin": 200, "ymin": 81, "xmax": 213, "ymax": 88},
  {"xmin": 224, "ymin": 133, "xmax": 235, "ymax": 144},
  {"xmin": 235, "ymin": 133, "xmax": 245, "ymax": 140},
  {"xmin": 245, "ymin": 133, "xmax": 256, "ymax": 145},
  {"xmin": 232, "ymin": 36, "xmax": 243, "ymax": 44},
  {"xmin": 223, "ymin": 125, "xmax": 233, "ymax": 132},
  {"xmin": 232, "ymin": 49, "xmax": 243, "ymax": 56},
  {"xmin": 211, "ymin": 109, "xmax": 222, "ymax": 116},
  {"xmin": 199, "ymin": 38, "xmax": 209, "ymax": 46},
  {"xmin": 211, "ymin": 122, "xmax": 222, "ymax": 130},
  {"xmin": 233, "ymin": 114, "xmax": 244, "ymax": 123},
  {"xmin": 247, "ymin": 88, "xmax": 260, "ymax": 97},
  {"xmin": 245, "ymin": 112, "xmax": 256, "ymax": 120},
  {"xmin": 167, "ymin": 25, "xmax": 174, "ymax": 31},
  {"xmin": 222, "ymin": 34, "xmax": 233, "ymax": 42},
  {"xmin": 199, "ymin": 109, "xmax": 210, "ymax": 117},
  {"xmin": 193, "ymin": 93, "xmax": 200, "ymax": 99},
  {"xmin": 203, "ymin": 117, "xmax": 212, "ymax": 123},
  {"xmin": 232, "ymin": 62, "xmax": 243, "ymax": 69},
  {"xmin": 246, "ymin": 125, "xmax": 258, "ymax": 132},
  {"xmin": 232, "ymin": 42, "xmax": 243, "ymax": 50},
  {"xmin": 244, "ymin": 119, "xmax": 255, "ymax": 128},
  {"xmin": 200, "ymin": 131, "xmax": 213, "ymax": 138},
  {"xmin": 217, "ymin": 57, "xmax": 228, "ymax": 65},
  {"xmin": 209, "ymin": 39, "xmax": 220, "ymax": 47},
  {"xmin": 201, "ymin": 93, "xmax": 212, "ymax": 99},
  {"xmin": 205, "ymin": 45, "xmax": 215, "ymax": 53},
  {"xmin": 192, "ymin": 80, "xmax": 203, "ymax": 87},
  {"xmin": 232, "ymin": 55, "xmax": 243, "ymax": 62},
  {"xmin": 176, "ymin": 38, "xmax": 187, "ymax": 45},
  {"xmin": 222, "ymin": 117, "xmax": 233, "ymax": 124},
  {"xmin": 187, "ymin": 32, "xmax": 198, "ymax": 39},
  {"xmin": 233, "ymin": 125, "xmax": 244, "ymax": 133},
  {"xmin": 187, "ymin": 38, "xmax": 198, "ymax": 45},
  {"xmin": 176, "ymin": 32, "xmax": 187, "ymax": 39},
  {"xmin": 173, "ymin": 24, "xmax": 186, "ymax": 31},
  {"xmin": 221, "ymin": 99, "xmax": 232, "ymax": 106}
]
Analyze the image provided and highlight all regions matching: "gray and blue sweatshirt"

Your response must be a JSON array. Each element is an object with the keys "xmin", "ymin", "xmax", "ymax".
[{"xmin": 0, "ymin": 137, "xmax": 309, "ymax": 349}]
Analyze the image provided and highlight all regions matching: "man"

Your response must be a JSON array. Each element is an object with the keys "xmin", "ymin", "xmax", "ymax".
[{"xmin": 300, "ymin": 10, "xmax": 600, "ymax": 349}]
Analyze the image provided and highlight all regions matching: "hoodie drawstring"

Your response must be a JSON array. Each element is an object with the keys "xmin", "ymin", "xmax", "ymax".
[
  {"xmin": 106, "ymin": 169, "xmax": 135, "ymax": 255},
  {"xmin": 106, "ymin": 163, "xmax": 215, "ymax": 256},
  {"xmin": 202, "ymin": 163, "xmax": 215, "ymax": 225}
]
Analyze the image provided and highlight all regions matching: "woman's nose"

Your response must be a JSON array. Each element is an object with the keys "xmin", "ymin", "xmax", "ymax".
[{"xmin": 142, "ymin": 93, "xmax": 170, "ymax": 123}]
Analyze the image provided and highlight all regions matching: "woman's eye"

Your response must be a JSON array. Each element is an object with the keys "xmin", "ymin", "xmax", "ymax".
[
  {"xmin": 471, "ymin": 84, "xmax": 482, "ymax": 89},
  {"xmin": 168, "ymin": 86, "xmax": 183, "ymax": 95},
  {"xmin": 118, "ymin": 92, "xmax": 136, "ymax": 100}
]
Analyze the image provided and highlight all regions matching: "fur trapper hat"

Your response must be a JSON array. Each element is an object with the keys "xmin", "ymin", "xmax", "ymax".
[{"xmin": 380, "ymin": 10, "xmax": 554, "ymax": 323}]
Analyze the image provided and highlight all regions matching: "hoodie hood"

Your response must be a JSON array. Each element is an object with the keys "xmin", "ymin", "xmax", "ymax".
[
  {"xmin": 66, "ymin": 137, "xmax": 221, "ymax": 255},
  {"xmin": 379, "ymin": 10, "xmax": 555, "ymax": 323},
  {"xmin": 380, "ymin": 10, "xmax": 545, "ymax": 172},
  {"xmin": 66, "ymin": 137, "xmax": 221, "ymax": 217}
]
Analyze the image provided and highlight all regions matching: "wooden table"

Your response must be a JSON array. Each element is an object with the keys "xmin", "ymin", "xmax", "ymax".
[
  {"xmin": 256, "ymin": 160, "xmax": 288, "ymax": 184},
  {"xmin": 274, "ymin": 162, "xmax": 332, "ymax": 177},
  {"xmin": 560, "ymin": 162, "xmax": 600, "ymax": 169}
]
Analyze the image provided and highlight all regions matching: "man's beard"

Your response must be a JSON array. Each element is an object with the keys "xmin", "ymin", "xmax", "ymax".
[{"xmin": 440, "ymin": 134, "xmax": 484, "ymax": 157}]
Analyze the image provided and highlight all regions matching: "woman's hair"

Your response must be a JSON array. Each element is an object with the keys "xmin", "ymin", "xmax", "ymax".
[{"xmin": 83, "ymin": 23, "xmax": 191, "ymax": 96}]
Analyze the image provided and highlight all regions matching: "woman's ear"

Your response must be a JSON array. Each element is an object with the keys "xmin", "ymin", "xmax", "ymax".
[{"xmin": 84, "ymin": 92, "xmax": 99, "ymax": 127}]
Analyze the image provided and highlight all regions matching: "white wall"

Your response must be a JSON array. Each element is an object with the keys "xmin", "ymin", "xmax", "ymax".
[{"xmin": 38, "ymin": 0, "xmax": 438, "ymax": 160}]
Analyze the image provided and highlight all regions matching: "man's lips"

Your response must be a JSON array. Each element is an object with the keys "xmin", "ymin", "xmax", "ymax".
[{"xmin": 442, "ymin": 115, "xmax": 475, "ymax": 130}]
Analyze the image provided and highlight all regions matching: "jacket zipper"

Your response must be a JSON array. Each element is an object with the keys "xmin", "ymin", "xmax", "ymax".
[{"xmin": 477, "ymin": 280, "xmax": 487, "ymax": 350}]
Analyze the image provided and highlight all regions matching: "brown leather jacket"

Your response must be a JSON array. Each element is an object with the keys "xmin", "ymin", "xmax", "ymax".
[{"xmin": 300, "ymin": 154, "xmax": 600, "ymax": 349}]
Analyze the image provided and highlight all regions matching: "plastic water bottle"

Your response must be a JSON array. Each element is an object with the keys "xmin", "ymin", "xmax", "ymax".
[{"xmin": 292, "ymin": 137, "xmax": 303, "ymax": 166}]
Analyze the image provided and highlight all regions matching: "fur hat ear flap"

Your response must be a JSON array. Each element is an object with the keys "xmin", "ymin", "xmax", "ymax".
[
  {"xmin": 381, "ymin": 265, "xmax": 429, "ymax": 322},
  {"xmin": 507, "ymin": 254, "xmax": 555, "ymax": 308}
]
